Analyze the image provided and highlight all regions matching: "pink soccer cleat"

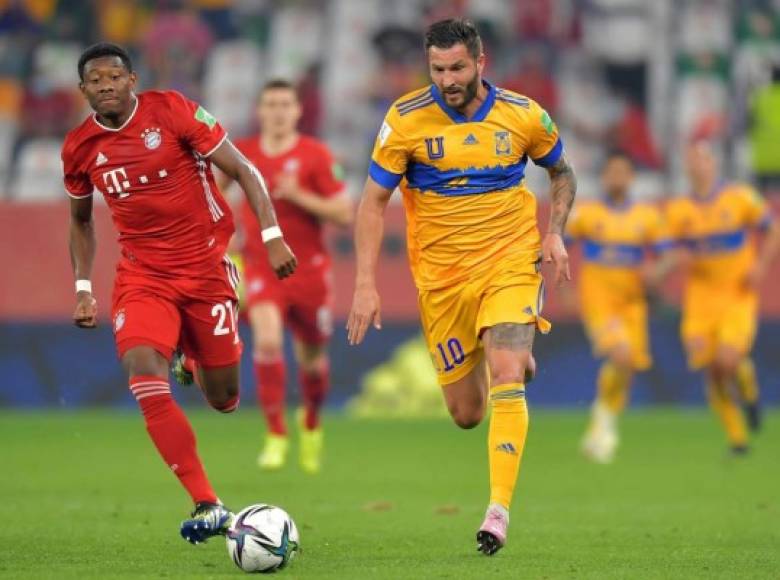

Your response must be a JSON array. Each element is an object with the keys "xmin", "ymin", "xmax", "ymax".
[{"xmin": 476, "ymin": 505, "xmax": 508, "ymax": 556}]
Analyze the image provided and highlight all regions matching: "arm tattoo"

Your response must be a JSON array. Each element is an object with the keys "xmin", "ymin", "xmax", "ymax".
[
  {"xmin": 546, "ymin": 153, "xmax": 577, "ymax": 235},
  {"xmin": 485, "ymin": 323, "xmax": 535, "ymax": 352}
]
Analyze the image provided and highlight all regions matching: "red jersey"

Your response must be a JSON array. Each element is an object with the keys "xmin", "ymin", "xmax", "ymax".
[
  {"xmin": 234, "ymin": 134, "xmax": 344, "ymax": 271},
  {"xmin": 62, "ymin": 90, "xmax": 234, "ymax": 276}
]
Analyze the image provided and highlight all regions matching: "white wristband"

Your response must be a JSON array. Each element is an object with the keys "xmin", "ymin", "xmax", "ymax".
[
  {"xmin": 261, "ymin": 226, "xmax": 283, "ymax": 243},
  {"xmin": 75, "ymin": 279, "xmax": 92, "ymax": 294}
]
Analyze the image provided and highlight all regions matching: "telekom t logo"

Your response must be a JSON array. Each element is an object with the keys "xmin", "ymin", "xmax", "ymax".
[{"xmin": 102, "ymin": 167, "xmax": 130, "ymax": 195}]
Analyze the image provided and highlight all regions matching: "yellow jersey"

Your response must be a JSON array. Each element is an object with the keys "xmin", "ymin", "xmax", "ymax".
[
  {"xmin": 665, "ymin": 182, "xmax": 771, "ymax": 288},
  {"xmin": 567, "ymin": 199, "xmax": 666, "ymax": 300},
  {"xmin": 369, "ymin": 81, "xmax": 562, "ymax": 290}
]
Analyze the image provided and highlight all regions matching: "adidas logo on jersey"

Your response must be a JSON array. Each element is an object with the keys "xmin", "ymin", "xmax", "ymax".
[
  {"xmin": 463, "ymin": 133, "xmax": 479, "ymax": 145},
  {"xmin": 96, "ymin": 152, "xmax": 108, "ymax": 166}
]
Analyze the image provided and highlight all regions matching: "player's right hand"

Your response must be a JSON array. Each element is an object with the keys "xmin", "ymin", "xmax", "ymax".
[
  {"xmin": 73, "ymin": 291, "xmax": 98, "ymax": 328},
  {"xmin": 347, "ymin": 284, "xmax": 382, "ymax": 345},
  {"xmin": 266, "ymin": 238, "xmax": 297, "ymax": 279}
]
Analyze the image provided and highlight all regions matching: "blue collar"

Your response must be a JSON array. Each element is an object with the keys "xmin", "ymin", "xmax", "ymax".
[
  {"xmin": 604, "ymin": 194, "xmax": 633, "ymax": 212},
  {"xmin": 431, "ymin": 80, "xmax": 496, "ymax": 123}
]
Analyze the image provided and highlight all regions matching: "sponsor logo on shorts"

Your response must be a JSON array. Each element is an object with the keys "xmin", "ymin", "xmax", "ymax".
[
  {"xmin": 495, "ymin": 442, "xmax": 518, "ymax": 455},
  {"xmin": 113, "ymin": 309, "xmax": 126, "ymax": 333},
  {"xmin": 248, "ymin": 278, "xmax": 264, "ymax": 296}
]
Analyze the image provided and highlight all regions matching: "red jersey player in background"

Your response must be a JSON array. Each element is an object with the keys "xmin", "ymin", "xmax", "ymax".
[
  {"xmin": 64, "ymin": 43, "xmax": 296, "ymax": 544},
  {"xmin": 225, "ymin": 79, "xmax": 352, "ymax": 474}
]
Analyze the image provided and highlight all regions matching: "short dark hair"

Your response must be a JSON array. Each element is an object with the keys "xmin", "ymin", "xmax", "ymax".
[
  {"xmin": 424, "ymin": 18, "xmax": 482, "ymax": 59},
  {"xmin": 78, "ymin": 42, "xmax": 133, "ymax": 81},
  {"xmin": 260, "ymin": 78, "xmax": 299, "ymax": 98},
  {"xmin": 602, "ymin": 149, "xmax": 635, "ymax": 169}
]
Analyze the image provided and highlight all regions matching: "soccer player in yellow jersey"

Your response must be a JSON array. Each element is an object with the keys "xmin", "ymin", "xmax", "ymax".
[
  {"xmin": 566, "ymin": 151, "xmax": 667, "ymax": 463},
  {"xmin": 665, "ymin": 141, "xmax": 780, "ymax": 454},
  {"xmin": 346, "ymin": 19, "xmax": 576, "ymax": 555}
]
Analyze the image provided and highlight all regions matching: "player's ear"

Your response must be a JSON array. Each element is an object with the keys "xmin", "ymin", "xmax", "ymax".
[{"xmin": 476, "ymin": 53, "xmax": 486, "ymax": 75}]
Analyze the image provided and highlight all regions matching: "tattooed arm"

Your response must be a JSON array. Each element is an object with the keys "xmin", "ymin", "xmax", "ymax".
[{"xmin": 542, "ymin": 153, "xmax": 577, "ymax": 285}]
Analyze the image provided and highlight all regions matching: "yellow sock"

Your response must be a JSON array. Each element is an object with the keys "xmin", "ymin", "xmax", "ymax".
[
  {"xmin": 488, "ymin": 383, "xmax": 528, "ymax": 509},
  {"xmin": 706, "ymin": 378, "xmax": 747, "ymax": 447},
  {"xmin": 596, "ymin": 361, "xmax": 631, "ymax": 414},
  {"xmin": 735, "ymin": 358, "xmax": 759, "ymax": 404}
]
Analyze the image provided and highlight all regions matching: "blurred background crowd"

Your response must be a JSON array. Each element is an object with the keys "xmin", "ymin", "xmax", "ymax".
[
  {"xmin": 1, "ymin": 0, "xmax": 780, "ymax": 202},
  {"xmin": 1, "ymin": 0, "xmax": 779, "ymax": 409}
]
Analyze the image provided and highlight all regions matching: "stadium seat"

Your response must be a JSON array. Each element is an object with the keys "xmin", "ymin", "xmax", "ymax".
[
  {"xmin": 203, "ymin": 40, "xmax": 264, "ymax": 136},
  {"xmin": 9, "ymin": 138, "xmax": 66, "ymax": 202},
  {"xmin": 33, "ymin": 42, "xmax": 83, "ymax": 91}
]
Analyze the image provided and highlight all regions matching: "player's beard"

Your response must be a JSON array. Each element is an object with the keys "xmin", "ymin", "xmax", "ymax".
[{"xmin": 443, "ymin": 73, "xmax": 480, "ymax": 111}]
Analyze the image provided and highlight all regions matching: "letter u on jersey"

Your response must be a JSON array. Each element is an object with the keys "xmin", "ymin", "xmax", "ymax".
[{"xmin": 425, "ymin": 137, "xmax": 445, "ymax": 160}]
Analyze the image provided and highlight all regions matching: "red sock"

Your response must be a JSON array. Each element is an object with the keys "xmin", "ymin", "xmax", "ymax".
[
  {"xmin": 300, "ymin": 361, "xmax": 329, "ymax": 430},
  {"xmin": 255, "ymin": 358, "xmax": 287, "ymax": 435},
  {"xmin": 129, "ymin": 375, "xmax": 217, "ymax": 504}
]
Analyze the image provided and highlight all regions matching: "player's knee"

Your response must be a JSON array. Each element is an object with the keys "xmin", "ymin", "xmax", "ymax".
[
  {"xmin": 489, "ymin": 351, "xmax": 531, "ymax": 387},
  {"xmin": 254, "ymin": 340, "xmax": 283, "ymax": 363},
  {"xmin": 609, "ymin": 348, "xmax": 633, "ymax": 373},
  {"xmin": 299, "ymin": 353, "xmax": 328, "ymax": 375},
  {"xmin": 207, "ymin": 385, "xmax": 240, "ymax": 413},
  {"xmin": 450, "ymin": 405, "xmax": 484, "ymax": 429},
  {"xmin": 122, "ymin": 346, "xmax": 168, "ymax": 378}
]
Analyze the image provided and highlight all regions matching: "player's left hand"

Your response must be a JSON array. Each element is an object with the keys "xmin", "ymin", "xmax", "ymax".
[
  {"xmin": 542, "ymin": 232, "xmax": 571, "ymax": 286},
  {"xmin": 73, "ymin": 291, "xmax": 98, "ymax": 328},
  {"xmin": 266, "ymin": 238, "xmax": 297, "ymax": 279}
]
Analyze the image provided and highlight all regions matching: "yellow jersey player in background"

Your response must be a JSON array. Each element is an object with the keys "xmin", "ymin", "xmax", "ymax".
[
  {"xmin": 566, "ymin": 151, "xmax": 668, "ymax": 463},
  {"xmin": 346, "ymin": 19, "xmax": 576, "ymax": 555},
  {"xmin": 664, "ymin": 141, "xmax": 780, "ymax": 455}
]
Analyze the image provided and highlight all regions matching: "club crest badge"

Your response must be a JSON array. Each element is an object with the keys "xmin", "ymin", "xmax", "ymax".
[
  {"xmin": 113, "ymin": 309, "xmax": 126, "ymax": 333},
  {"xmin": 494, "ymin": 131, "xmax": 511, "ymax": 156},
  {"xmin": 142, "ymin": 127, "xmax": 162, "ymax": 150}
]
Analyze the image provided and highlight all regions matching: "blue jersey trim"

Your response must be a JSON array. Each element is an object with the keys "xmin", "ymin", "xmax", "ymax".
[
  {"xmin": 532, "ymin": 138, "xmax": 563, "ymax": 167},
  {"xmin": 582, "ymin": 239, "xmax": 644, "ymax": 266},
  {"xmin": 368, "ymin": 160, "xmax": 402, "ymax": 190},
  {"xmin": 683, "ymin": 230, "xmax": 747, "ymax": 254},
  {"xmin": 405, "ymin": 156, "xmax": 527, "ymax": 197},
  {"xmin": 430, "ymin": 80, "xmax": 497, "ymax": 124}
]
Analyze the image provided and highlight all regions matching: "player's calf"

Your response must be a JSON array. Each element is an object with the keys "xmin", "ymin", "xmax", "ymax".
[{"xmin": 199, "ymin": 363, "xmax": 241, "ymax": 413}]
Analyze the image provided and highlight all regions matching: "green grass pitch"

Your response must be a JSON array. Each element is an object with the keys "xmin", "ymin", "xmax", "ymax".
[{"xmin": 1, "ymin": 408, "xmax": 778, "ymax": 579}]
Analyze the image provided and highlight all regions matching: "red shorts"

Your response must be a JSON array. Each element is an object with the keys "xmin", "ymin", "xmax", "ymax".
[
  {"xmin": 243, "ymin": 257, "xmax": 332, "ymax": 345},
  {"xmin": 111, "ymin": 256, "xmax": 243, "ymax": 368}
]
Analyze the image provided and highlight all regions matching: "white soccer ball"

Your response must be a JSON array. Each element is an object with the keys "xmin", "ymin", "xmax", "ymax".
[{"xmin": 226, "ymin": 504, "xmax": 300, "ymax": 573}]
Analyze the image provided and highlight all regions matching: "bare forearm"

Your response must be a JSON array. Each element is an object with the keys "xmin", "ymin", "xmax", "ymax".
[
  {"xmin": 235, "ymin": 162, "xmax": 279, "ymax": 230},
  {"xmin": 69, "ymin": 219, "xmax": 95, "ymax": 280},
  {"xmin": 289, "ymin": 191, "xmax": 353, "ymax": 226},
  {"xmin": 758, "ymin": 222, "xmax": 780, "ymax": 271},
  {"xmin": 546, "ymin": 154, "xmax": 577, "ymax": 235},
  {"xmin": 354, "ymin": 197, "xmax": 387, "ymax": 288}
]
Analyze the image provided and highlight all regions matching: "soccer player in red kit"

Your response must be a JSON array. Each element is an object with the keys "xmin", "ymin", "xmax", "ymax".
[
  {"xmin": 228, "ymin": 80, "xmax": 352, "ymax": 473},
  {"xmin": 64, "ymin": 43, "xmax": 297, "ymax": 544}
]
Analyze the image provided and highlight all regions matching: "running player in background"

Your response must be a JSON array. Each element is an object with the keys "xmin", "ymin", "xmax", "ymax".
[
  {"xmin": 664, "ymin": 141, "xmax": 780, "ymax": 454},
  {"xmin": 347, "ymin": 19, "xmax": 575, "ymax": 555},
  {"xmin": 64, "ymin": 43, "xmax": 296, "ymax": 544},
  {"xmin": 226, "ymin": 80, "xmax": 352, "ymax": 473},
  {"xmin": 566, "ymin": 151, "xmax": 668, "ymax": 463}
]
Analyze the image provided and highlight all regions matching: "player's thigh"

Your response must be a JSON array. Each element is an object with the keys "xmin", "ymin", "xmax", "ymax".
[
  {"xmin": 248, "ymin": 301, "xmax": 286, "ymax": 357},
  {"xmin": 180, "ymin": 292, "xmax": 242, "ymax": 371},
  {"xmin": 441, "ymin": 359, "xmax": 489, "ymax": 429},
  {"xmin": 418, "ymin": 281, "xmax": 481, "ymax": 387},
  {"xmin": 714, "ymin": 294, "xmax": 757, "ymax": 373},
  {"xmin": 287, "ymin": 272, "xmax": 333, "ymax": 353},
  {"xmin": 477, "ymin": 267, "xmax": 547, "ymax": 384},
  {"xmin": 681, "ymin": 309, "xmax": 716, "ymax": 371},
  {"xmin": 113, "ymin": 282, "xmax": 181, "ymax": 366}
]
